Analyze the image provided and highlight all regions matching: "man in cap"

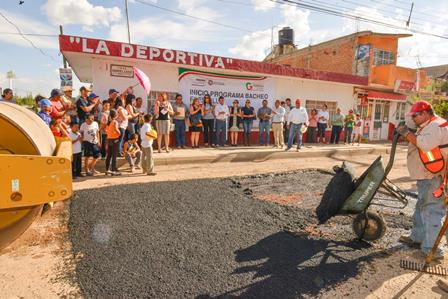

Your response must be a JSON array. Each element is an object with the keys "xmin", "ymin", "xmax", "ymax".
[
  {"xmin": 76, "ymin": 86, "xmax": 97, "ymax": 125},
  {"xmin": 62, "ymin": 86, "xmax": 77, "ymax": 117},
  {"xmin": 107, "ymin": 88, "xmax": 120, "ymax": 108},
  {"xmin": 49, "ymin": 88, "xmax": 67, "ymax": 120},
  {"xmin": 0, "ymin": 88, "xmax": 15, "ymax": 103},
  {"xmin": 285, "ymin": 99, "xmax": 309, "ymax": 151},
  {"xmin": 37, "ymin": 98, "xmax": 52, "ymax": 126},
  {"xmin": 397, "ymin": 101, "xmax": 448, "ymax": 259}
]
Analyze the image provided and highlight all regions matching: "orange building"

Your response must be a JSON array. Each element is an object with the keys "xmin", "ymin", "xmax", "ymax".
[{"xmin": 265, "ymin": 31, "xmax": 426, "ymax": 140}]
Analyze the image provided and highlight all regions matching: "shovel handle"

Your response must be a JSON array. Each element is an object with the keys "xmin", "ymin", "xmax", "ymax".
[{"xmin": 426, "ymin": 208, "xmax": 448, "ymax": 264}]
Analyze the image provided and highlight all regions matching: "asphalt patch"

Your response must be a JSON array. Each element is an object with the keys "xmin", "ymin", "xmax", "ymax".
[{"xmin": 69, "ymin": 171, "xmax": 413, "ymax": 298}]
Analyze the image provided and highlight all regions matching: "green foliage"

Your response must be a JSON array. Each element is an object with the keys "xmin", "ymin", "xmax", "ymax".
[
  {"xmin": 441, "ymin": 81, "xmax": 448, "ymax": 93},
  {"xmin": 432, "ymin": 100, "xmax": 448, "ymax": 119},
  {"xmin": 14, "ymin": 94, "xmax": 36, "ymax": 109}
]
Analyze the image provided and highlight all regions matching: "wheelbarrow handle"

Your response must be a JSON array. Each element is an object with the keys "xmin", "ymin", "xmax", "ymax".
[{"xmin": 384, "ymin": 122, "xmax": 404, "ymax": 177}]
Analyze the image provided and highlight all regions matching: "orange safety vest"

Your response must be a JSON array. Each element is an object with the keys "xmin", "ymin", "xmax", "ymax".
[{"xmin": 419, "ymin": 147, "xmax": 445, "ymax": 174}]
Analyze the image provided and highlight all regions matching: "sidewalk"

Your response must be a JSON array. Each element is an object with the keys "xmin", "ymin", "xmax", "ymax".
[{"xmin": 103, "ymin": 142, "xmax": 406, "ymax": 170}]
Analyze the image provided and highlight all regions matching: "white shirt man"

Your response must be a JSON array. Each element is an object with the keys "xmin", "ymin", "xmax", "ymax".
[
  {"xmin": 286, "ymin": 99, "xmax": 309, "ymax": 151},
  {"xmin": 272, "ymin": 100, "xmax": 286, "ymax": 148},
  {"xmin": 214, "ymin": 100, "xmax": 230, "ymax": 120}
]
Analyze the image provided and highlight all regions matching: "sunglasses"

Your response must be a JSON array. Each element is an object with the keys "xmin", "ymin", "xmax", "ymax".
[{"xmin": 412, "ymin": 111, "xmax": 423, "ymax": 118}]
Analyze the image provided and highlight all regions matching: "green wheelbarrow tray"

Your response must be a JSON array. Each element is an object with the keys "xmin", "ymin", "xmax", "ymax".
[{"xmin": 337, "ymin": 130, "xmax": 409, "ymax": 241}]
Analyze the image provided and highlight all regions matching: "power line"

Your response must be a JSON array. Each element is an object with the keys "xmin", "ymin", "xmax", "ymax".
[
  {"xmin": 0, "ymin": 11, "xmax": 58, "ymax": 62},
  {"xmin": 133, "ymin": 0, "xmax": 254, "ymax": 33},
  {"xmin": 272, "ymin": 0, "xmax": 448, "ymax": 40},
  {"xmin": 0, "ymin": 31, "xmax": 58, "ymax": 37}
]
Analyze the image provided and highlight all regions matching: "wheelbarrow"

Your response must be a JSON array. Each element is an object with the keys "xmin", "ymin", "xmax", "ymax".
[{"xmin": 316, "ymin": 128, "xmax": 409, "ymax": 241}]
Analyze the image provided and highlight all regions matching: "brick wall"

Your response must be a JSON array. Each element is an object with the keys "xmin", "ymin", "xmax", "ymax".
[{"xmin": 272, "ymin": 37, "xmax": 358, "ymax": 75}]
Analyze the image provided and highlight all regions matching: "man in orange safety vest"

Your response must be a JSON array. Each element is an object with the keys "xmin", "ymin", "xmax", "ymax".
[{"xmin": 397, "ymin": 101, "xmax": 448, "ymax": 259}]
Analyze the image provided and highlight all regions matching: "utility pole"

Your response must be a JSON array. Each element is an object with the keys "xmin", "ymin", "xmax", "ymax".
[
  {"xmin": 125, "ymin": 0, "xmax": 131, "ymax": 43},
  {"xmin": 59, "ymin": 25, "xmax": 68, "ymax": 68},
  {"xmin": 6, "ymin": 71, "xmax": 15, "ymax": 90},
  {"xmin": 406, "ymin": 2, "xmax": 414, "ymax": 27}
]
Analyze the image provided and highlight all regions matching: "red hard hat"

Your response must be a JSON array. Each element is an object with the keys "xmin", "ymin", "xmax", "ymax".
[{"xmin": 407, "ymin": 101, "xmax": 432, "ymax": 116}]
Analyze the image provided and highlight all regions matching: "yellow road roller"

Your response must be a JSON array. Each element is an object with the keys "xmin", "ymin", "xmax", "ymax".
[{"xmin": 0, "ymin": 102, "xmax": 73, "ymax": 251}]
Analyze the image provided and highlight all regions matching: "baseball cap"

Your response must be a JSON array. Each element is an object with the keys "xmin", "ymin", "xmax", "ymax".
[
  {"xmin": 109, "ymin": 88, "xmax": 119, "ymax": 95},
  {"xmin": 88, "ymin": 93, "xmax": 99, "ymax": 100},
  {"xmin": 50, "ymin": 88, "xmax": 63, "ymax": 97},
  {"xmin": 407, "ymin": 101, "xmax": 432, "ymax": 116},
  {"xmin": 62, "ymin": 86, "xmax": 73, "ymax": 92},
  {"xmin": 39, "ymin": 98, "xmax": 51, "ymax": 107}
]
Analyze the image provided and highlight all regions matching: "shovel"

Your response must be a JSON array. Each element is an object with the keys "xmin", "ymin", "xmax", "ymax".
[{"xmin": 400, "ymin": 210, "xmax": 448, "ymax": 276}]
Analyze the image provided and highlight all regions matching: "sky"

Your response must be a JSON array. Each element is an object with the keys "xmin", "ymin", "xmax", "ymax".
[{"xmin": 0, "ymin": 0, "xmax": 447, "ymax": 96}]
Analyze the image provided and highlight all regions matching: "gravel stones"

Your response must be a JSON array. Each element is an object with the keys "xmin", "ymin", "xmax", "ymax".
[{"xmin": 69, "ymin": 170, "xmax": 414, "ymax": 298}]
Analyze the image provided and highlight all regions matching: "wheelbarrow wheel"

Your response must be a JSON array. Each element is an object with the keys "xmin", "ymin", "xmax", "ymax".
[{"xmin": 352, "ymin": 211, "xmax": 386, "ymax": 241}]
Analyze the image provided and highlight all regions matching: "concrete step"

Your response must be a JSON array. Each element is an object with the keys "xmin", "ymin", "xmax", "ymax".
[{"xmin": 88, "ymin": 143, "xmax": 404, "ymax": 173}]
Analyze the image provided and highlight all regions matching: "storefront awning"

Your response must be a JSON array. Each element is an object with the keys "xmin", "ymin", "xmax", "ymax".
[{"xmin": 367, "ymin": 90, "xmax": 406, "ymax": 101}]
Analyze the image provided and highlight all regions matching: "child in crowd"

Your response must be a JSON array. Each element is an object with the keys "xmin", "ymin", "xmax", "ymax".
[
  {"xmin": 140, "ymin": 114, "xmax": 156, "ymax": 176},
  {"xmin": 50, "ymin": 119, "xmax": 69, "ymax": 137},
  {"xmin": 100, "ymin": 100, "xmax": 111, "ymax": 158},
  {"xmin": 37, "ymin": 99, "xmax": 52, "ymax": 126},
  {"xmin": 69, "ymin": 122, "xmax": 83, "ymax": 179},
  {"xmin": 352, "ymin": 113, "xmax": 363, "ymax": 146},
  {"xmin": 123, "ymin": 134, "xmax": 142, "ymax": 173},
  {"xmin": 80, "ymin": 113, "xmax": 101, "ymax": 176},
  {"xmin": 105, "ymin": 109, "xmax": 121, "ymax": 176}
]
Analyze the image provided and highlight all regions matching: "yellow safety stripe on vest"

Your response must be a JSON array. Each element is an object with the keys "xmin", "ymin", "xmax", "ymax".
[{"xmin": 426, "ymin": 151, "xmax": 435, "ymax": 161}]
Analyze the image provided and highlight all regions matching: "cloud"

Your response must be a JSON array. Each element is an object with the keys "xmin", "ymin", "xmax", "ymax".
[
  {"xmin": 42, "ymin": 0, "xmax": 122, "ymax": 27},
  {"xmin": 177, "ymin": 0, "xmax": 221, "ymax": 20},
  {"xmin": 229, "ymin": 5, "xmax": 310, "ymax": 60},
  {"xmin": 251, "ymin": 0, "xmax": 276, "ymax": 11},
  {"xmin": 0, "ymin": 9, "xmax": 58, "ymax": 49},
  {"xmin": 109, "ymin": 0, "xmax": 224, "ymax": 49}
]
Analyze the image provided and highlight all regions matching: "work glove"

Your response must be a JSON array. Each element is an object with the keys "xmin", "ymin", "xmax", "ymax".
[{"xmin": 397, "ymin": 124, "xmax": 410, "ymax": 137}]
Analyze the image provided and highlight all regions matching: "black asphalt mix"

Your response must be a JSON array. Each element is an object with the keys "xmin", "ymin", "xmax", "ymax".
[{"xmin": 69, "ymin": 170, "xmax": 414, "ymax": 298}]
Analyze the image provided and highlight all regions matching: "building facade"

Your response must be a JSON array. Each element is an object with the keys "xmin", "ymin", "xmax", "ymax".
[{"xmin": 265, "ymin": 31, "xmax": 427, "ymax": 140}]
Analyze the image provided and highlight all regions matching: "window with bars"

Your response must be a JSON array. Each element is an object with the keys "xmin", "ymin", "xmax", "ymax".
[
  {"xmin": 373, "ymin": 49, "xmax": 395, "ymax": 65},
  {"xmin": 395, "ymin": 102, "xmax": 406, "ymax": 121},
  {"xmin": 305, "ymin": 100, "xmax": 338, "ymax": 125}
]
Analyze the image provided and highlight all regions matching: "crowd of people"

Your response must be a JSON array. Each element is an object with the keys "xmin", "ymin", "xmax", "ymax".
[{"xmin": 1, "ymin": 86, "xmax": 364, "ymax": 179}]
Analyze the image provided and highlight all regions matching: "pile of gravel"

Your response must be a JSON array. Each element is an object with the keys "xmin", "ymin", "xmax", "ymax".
[{"xmin": 68, "ymin": 174, "xmax": 398, "ymax": 298}]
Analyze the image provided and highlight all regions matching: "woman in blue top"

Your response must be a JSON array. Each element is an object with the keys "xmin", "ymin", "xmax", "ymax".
[
  {"xmin": 241, "ymin": 99, "xmax": 256, "ymax": 146},
  {"xmin": 189, "ymin": 98, "xmax": 203, "ymax": 148},
  {"xmin": 202, "ymin": 95, "xmax": 215, "ymax": 147}
]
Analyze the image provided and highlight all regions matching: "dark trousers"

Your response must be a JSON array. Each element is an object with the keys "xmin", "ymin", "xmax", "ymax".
[
  {"xmin": 106, "ymin": 138, "xmax": 119, "ymax": 172},
  {"xmin": 101, "ymin": 133, "xmax": 108, "ymax": 158},
  {"xmin": 202, "ymin": 119, "xmax": 215, "ymax": 145},
  {"xmin": 174, "ymin": 119, "xmax": 186, "ymax": 147},
  {"xmin": 306, "ymin": 127, "xmax": 316, "ymax": 143},
  {"xmin": 72, "ymin": 152, "xmax": 82, "ymax": 177},
  {"xmin": 330, "ymin": 125, "xmax": 342, "ymax": 144},
  {"xmin": 344, "ymin": 127, "xmax": 353, "ymax": 143},
  {"xmin": 215, "ymin": 119, "xmax": 227, "ymax": 146}
]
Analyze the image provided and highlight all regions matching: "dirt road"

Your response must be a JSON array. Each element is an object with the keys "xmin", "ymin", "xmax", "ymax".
[{"xmin": 1, "ymin": 150, "xmax": 446, "ymax": 298}]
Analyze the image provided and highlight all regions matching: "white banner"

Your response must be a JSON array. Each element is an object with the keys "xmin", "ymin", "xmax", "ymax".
[{"xmin": 178, "ymin": 68, "xmax": 274, "ymax": 112}]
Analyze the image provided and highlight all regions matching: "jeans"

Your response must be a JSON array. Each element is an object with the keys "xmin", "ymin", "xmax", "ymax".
[
  {"xmin": 317, "ymin": 123, "xmax": 327, "ymax": 140},
  {"xmin": 72, "ymin": 152, "xmax": 82, "ymax": 177},
  {"xmin": 259, "ymin": 120, "xmax": 270, "ymax": 145},
  {"xmin": 344, "ymin": 127, "xmax": 353, "ymax": 143},
  {"xmin": 118, "ymin": 127, "xmax": 126, "ymax": 154},
  {"xmin": 142, "ymin": 146, "xmax": 154, "ymax": 174},
  {"xmin": 202, "ymin": 118, "xmax": 215, "ymax": 145},
  {"xmin": 307, "ymin": 127, "xmax": 316, "ymax": 143},
  {"xmin": 330, "ymin": 125, "xmax": 342, "ymax": 144},
  {"xmin": 215, "ymin": 119, "xmax": 227, "ymax": 146},
  {"xmin": 243, "ymin": 120, "xmax": 253, "ymax": 145},
  {"xmin": 106, "ymin": 138, "xmax": 119, "ymax": 172},
  {"xmin": 125, "ymin": 151, "xmax": 141, "ymax": 167},
  {"xmin": 287, "ymin": 123, "xmax": 303, "ymax": 149},
  {"xmin": 174, "ymin": 119, "xmax": 186, "ymax": 147},
  {"xmin": 284, "ymin": 122, "xmax": 289, "ymax": 144},
  {"xmin": 410, "ymin": 176, "xmax": 446, "ymax": 254}
]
